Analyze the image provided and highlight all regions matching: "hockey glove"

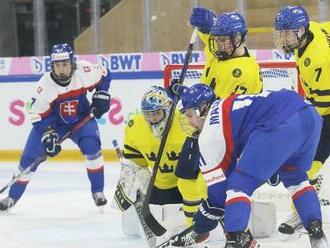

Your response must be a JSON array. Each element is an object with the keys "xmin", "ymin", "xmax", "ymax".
[
  {"xmin": 41, "ymin": 127, "xmax": 61, "ymax": 157},
  {"xmin": 168, "ymin": 79, "xmax": 188, "ymax": 97},
  {"xmin": 193, "ymin": 199, "xmax": 224, "ymax": 234},
  {"xmin": 267, "ymin": 172, "xmax": 281, "ymax": 186},
  {"xmin": 189, "ymin": 7, "xmax": 216, "ymax": 34},
  {"xmin": 91, "ymin": 90, "xmax": 111, "ymax": 119}
]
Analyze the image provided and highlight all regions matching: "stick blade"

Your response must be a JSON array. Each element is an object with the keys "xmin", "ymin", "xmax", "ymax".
[{"xmin": 144, "ymin": 212, "xmax": 167, "ymax": 236}]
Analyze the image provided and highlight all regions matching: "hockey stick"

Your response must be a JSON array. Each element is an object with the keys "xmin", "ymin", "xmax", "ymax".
[
  {"xmin": 157, "ymin": 215, "xmax": 225, "ymax": 247},
  {"xmin": 112, "ymin": 139, "xmax": 157, "ymax": 248},
  {"xmin": 141, "ymin": 27, "xmax": 199, "ymax": 237},
  {"xmin": 0, "ymin": 113, "xmax": 94, "ymax": 194}
]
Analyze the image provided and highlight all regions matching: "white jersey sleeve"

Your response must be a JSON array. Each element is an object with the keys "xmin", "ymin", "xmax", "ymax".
[
  {"xmin": 74, "ymin": 60, "xmax": 107, "ymax": 90},
  {"xmin": 28, "ymin": 73, "xmax": 57, "ymax": 124},
  {"xmin": 198, "ymin": 100, "xmax": 227, "ymax": 186}
]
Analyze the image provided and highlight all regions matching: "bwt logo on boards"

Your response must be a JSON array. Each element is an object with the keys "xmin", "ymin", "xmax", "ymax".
[
  {"xmin": 160, "ymin": 51, "xmax": 201, "ymax": 68},
  {"xmin": 98, "ymin": 54, "xmax": 142, "ymax": 72},
  {"xmin": 31, "ymin": 56, "xmax": 80, "ymax": 74},
  {"xmin": 31, "ymin": 57, "xmax": 51, "ymax": 74}
]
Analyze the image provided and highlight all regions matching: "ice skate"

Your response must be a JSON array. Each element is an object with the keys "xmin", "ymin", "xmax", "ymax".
[
  {"xmin": 92, "ymin": 192, "xmax": 107, "ymax": 211},
  {"xmin": 278, "ymin": 211, "xmax": 303, "ymax": 240},
  {"xmin": 0, "ymin": 197, "xmax": 17, "ymax": 212},
  {"xmin": 170, "ymin": 230, "xmax": 209, "ymax": 247},
  {"xmin": 308, "ymin": 220, "xmax": 328, "ymax": 248}
]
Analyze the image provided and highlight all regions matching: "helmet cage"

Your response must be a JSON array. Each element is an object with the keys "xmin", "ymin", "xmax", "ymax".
[
  {"xmin": 50, "ymin": 43, "xmax": 76, "ymax": 84},
  {"xmin": 141, "ymin": 87, "xmax": 172, "ymax": 138},
  {"xmin": 274, "ymin": 26, "xmax": 307, "ymax": 54},
  {"xmin": 209, "ymin": 32, "xmax": 247, "ymax": 60}
]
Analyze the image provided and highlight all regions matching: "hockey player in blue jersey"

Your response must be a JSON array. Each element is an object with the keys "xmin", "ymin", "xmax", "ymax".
[
  {"xmin": 0, "ymin": 43, "xmax": 111, "ymax": 211},
  {"xmin": 175, "ymin": 84, "xmax": 327, "ymax": 247}
]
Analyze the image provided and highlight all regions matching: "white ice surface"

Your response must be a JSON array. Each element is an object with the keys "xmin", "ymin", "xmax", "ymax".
[{"xmin": 0, "ymin": 161, "xmax": 329, "ymax": 248}]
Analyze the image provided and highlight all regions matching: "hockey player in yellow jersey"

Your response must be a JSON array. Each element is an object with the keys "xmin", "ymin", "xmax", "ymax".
[
  {"xmin": 190, "ymin": 8, "xmax": 263, "ymax": 98},
  {"xmin": 111, "ymin": 86, "xmax": 208, "ymax": 244},
  {"xmin": 275, "ymin": 5, "xmax": 330, "ymax": 237}
]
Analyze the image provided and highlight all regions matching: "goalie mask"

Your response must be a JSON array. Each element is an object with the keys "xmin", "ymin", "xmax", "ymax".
[
  {"xmin": 274, "ymin": 5, "xmax": 310, "ymax": 54},
  {"xmin": 179, "ymin": 84, "xmax": 215, "ymax": 138},
  {"xmin": 141, "ymin": 86, "xmax": 173, "ymax": 138},
  {"xmin": 209, "ymin": 12, "xmax": 247, "ymax": 61},
  {"xmin": 50, "ymin": 43, "xmax": 76, "ymax": 85}
]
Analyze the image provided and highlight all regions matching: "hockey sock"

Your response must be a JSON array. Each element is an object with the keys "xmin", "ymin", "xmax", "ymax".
[
  {"xmin": 225, "ymin": 190, "xmax": 252, "ymax": 232},
  {"xmin": 86, "ymin": 156, "xmax": 104, "ymax": 193},
  {"xmin": 177, "ymin": 177, "xmax": 205, "ymax": 226},
  {"xmin": 9, "ymin": 180, "xmax": 29, "ymax": 200},
  {"xmin": 289, "ymin": 181, "xmax": 322, "ymax": 228}
]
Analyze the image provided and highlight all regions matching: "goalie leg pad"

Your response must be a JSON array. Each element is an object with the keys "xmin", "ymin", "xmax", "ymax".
[{"xmin": 111, "ymin": 159, "xmax": 151, "ymax": 211}]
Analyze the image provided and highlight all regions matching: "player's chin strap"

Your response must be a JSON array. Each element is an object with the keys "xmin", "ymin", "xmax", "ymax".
[
  {"xmin": 141, "ymin": 27, "xmax": 199, "ymax": 237},
  {"xmin": 0, "ymin": 113, "xmax": 94, "ymax": 195}
]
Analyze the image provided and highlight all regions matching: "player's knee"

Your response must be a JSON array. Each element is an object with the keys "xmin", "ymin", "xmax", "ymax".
[
  {"xmin": 177, "ymin": 178, "xmax": 203, "ymax": 200},
  {"xmin": 227, "ymin": 170, "xmax": 261, "ymax": 196},
  {"xmin": 78, "ymin": 136, "xmax": 101, "ymax": 156},
  {"xmin": 280, "ymin": 169, "xmax": 309, "ymax": 188}
]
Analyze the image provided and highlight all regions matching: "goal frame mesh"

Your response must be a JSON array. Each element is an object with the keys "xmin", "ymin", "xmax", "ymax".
[{"xmin": 163, "ymin": 61, "xmax": 303, "ymax": 95}]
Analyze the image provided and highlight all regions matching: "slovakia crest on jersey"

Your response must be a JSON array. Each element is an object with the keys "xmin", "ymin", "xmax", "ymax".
[{"xmin": 60, "ymin": 100, "xmax": 79, "ymax": 124}]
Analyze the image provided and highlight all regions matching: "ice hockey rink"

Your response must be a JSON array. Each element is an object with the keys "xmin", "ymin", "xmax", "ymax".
[{"xmin": 0, "ymin": 161, "xmax": 329, "ymax": 248}]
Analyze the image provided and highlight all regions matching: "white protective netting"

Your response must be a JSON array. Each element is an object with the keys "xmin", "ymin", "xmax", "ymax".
[{"xmin": 163, "ymin": 62, "xmax": 301, "ymax": 94}]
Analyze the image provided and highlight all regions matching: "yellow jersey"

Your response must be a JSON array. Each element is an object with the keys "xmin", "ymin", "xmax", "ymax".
[
  {"xmin": 123, "ymin": 112, "xmax": 187, "ymax": 190},
  {"xmin": 295, "ymin": 21, "xmax": 330, "ymax": 116},
  {"xmin": 197, "ymin": 31, "xmax": 263, "ymax": 99}
]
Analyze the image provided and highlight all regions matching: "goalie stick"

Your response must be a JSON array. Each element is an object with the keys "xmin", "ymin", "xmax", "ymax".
[
  {"xmin": 112, "ymin": 139, "xmax": 157, "ymax": 248},
  {"xmin": 141, "ymin": 27, "xmax": 199, "ymax": 237},
  {"xmin": 0, "ymin": 113, "xmax": 94, "ymax": 194}
]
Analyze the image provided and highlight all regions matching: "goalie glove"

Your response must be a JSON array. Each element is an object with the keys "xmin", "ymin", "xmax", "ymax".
[
  {"xmin": 189, "ymin": 7, "xmax": 216, "ymax": 34},
  {"xmin": 41, "ymin": 127, "xmax": 61, "ymax": 157},
  {"xmin": 193, "ymin": 199, "xmax": 224, "ymax": 234},
  {"xmin": 91, "ymin": 90, "xmax": 111, "ymax": 119}
]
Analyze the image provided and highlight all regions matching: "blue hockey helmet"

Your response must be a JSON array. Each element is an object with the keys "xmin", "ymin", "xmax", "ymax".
[
  {"xmin": 50, "ymin": 43, "xmax": 75, "ymax": 84},
  {"xmin": 274, "ymin": 6, "xmax": 310, "ymax": 53},
  {"xmin": 179, "ymin": 84, "xmax": 215, "ymax": 137},
  {"xmin": 50, "ymin": 43, "xmax": 75, "ymax": 63},
  {"xmin": 274, "ymin": 5, "xmax": 309, "ymax": 31},
  {"xmin": 141, "ymin": 86, "xmax": 173, "ymax": 138},
  {"xmin": 210, "ymin": 12, "xmax": 247, "ymax": 37},
  {"xmin": 209, "ymin": 12, "xmax": 247, "ymax": 60},
  {"xmin": 180, "ymin": 84, "xmax": 215, "ymax": 113}
]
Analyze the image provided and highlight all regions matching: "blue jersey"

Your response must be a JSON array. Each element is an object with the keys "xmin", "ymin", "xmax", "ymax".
[{"xmin": 198, "ymin": 90, "xmax": 312, "ymax": 187}]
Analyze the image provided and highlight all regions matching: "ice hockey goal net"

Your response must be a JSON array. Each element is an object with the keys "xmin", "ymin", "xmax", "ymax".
[{"xmin": 163, "ymin": 61, "xmax": 303, "ymax": 95}]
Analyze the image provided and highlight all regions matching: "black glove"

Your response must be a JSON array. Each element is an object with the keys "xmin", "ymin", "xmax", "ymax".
[
  {"xmin": 91, "ymin": 90, "xmax": 111, "ymax": 119},
  {"xmin": 169, "ymin": 79, "xmax": 188, "ymax": 97},
  {"xmin": 41, "ymin": 127, "xmax": 61, "ymax": 157},
  {"xmin": 267, "ymin": 173, "xmax": 281, "ymax": 186}
]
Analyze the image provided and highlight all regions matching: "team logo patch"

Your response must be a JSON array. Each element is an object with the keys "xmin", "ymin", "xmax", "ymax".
[
  {"xmin": 232, "ymin": 68, "xmax": 242, "ymax": 78},
  {"xmin": 304, "ymin": 58, "xmax": 311, "ymax": 67},
  {"xmin": 60, "ymin": 100, "xmax": 79, "ymax": 124}
]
